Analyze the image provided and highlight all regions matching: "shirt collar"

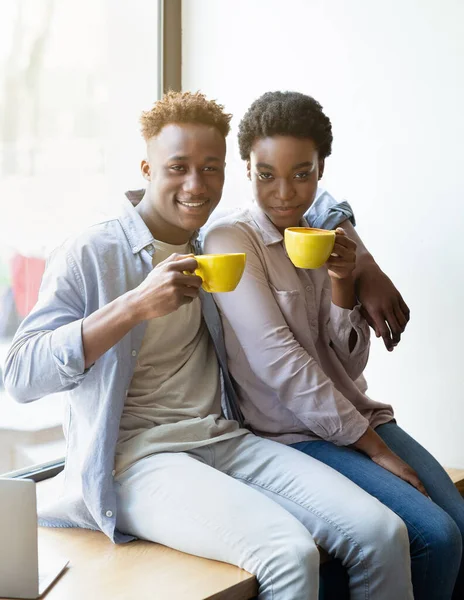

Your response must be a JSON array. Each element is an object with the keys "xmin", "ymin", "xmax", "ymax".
[
  {"xmin": 121, "ymin": 189, "xmax": 199, "ymax": 254},
  {"xmin": 249, "ymin": 202, "xmax": 309, "ymax": 246}
]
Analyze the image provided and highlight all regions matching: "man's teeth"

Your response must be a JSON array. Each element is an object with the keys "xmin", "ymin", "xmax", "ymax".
[{"xmin": 179, "ymin": 200, "xmax": 208, "ymax": 207}]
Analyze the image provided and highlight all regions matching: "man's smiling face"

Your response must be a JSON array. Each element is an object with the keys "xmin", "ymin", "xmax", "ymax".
[{"xmin": 141, "ymin": 122, "xmax": 226, "ymax": 241}]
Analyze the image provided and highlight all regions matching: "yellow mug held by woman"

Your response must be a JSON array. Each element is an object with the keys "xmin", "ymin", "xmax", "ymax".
[
  {"xmin": 284, "ymin": 227, "xmax": 336, "ymax": 269},
  {"xmin": 194, "ymin": 253, "xmax": 246, "ymax": 293}
]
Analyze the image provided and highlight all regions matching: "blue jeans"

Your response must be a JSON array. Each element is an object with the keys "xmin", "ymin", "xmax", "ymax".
[{"xmin": 292, "ymin": 422, "xmax": 464, "ymax": 600}]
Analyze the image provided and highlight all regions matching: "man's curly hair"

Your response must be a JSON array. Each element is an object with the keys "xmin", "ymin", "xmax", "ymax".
[
  {"xmin": 140, "ymin": 90, "xmax": 232, "ymax": 140},
  {"xmin": 238, "ymin": 91, "xmax": 333, "ymax": 160}
]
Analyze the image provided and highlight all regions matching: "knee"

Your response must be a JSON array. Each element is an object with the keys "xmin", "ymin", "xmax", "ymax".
[
  {"xmin": 384, "ymin": 511, "xmax": 409, "ymax": 544},
  {"xmin": 272, "ymin": 522, "xmax": 320, "ymax": 577},
  {"xmin": 292, "ymin": 532, "xmax": 321, "ymax": 570},
  {"xmin": 375, "ymin": 509, "xmax": 410, "ymax": 556},
  {"xmin": 255, "ymin": 522, "xmax": 320, "ymax": 598},
  {"xmin": 280, "ymin": 524, "xmax": 320, "ymax": 569},
  {"xmin": 363, "ymin": 504, "xmax": 410, "ymax": 555},
  {"xmin": 427, "ymin": 512, "xmax": 463, "ymax": 559}
]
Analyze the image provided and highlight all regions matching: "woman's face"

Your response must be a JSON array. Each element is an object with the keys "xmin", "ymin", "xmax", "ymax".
[{"xmin": 248, "ymin": 136, "xmax": 324, "ymax": 232}]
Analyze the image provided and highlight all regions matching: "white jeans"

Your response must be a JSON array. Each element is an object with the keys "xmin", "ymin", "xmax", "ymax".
[{"xmin": 115, "ymin": 433, "xmax": 413, "ymax": 600}]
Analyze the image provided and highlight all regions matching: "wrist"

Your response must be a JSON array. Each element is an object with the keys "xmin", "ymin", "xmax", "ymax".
[
  {"xmin": 354, "ymin": 257, "xmax": 384, "ymax": 299},
  {"xmin": 356, "ymin": 249, "xmax": 376, "ymax": 270},
  {"xmin": 121, "ymin": 289, "xmax": 145, "ymax": 326},
  {"xmin": 354, "ymin": 254, "xmax": 379, "ymax": 285},
  {"xmin": 331, "ymin": 275, "xmax": 356, "ymax": 309},
  {"xmin": 352, "ymin": 427, "xmax": 390, "ymax": 458},
  {"xmin": 329, "ymin": 272, "xmax": 355, "ymax": 284}
]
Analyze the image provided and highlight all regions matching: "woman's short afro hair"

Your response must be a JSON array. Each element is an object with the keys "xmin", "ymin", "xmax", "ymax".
[{"xmin": 238, "ymin": 91, "xmax": 333, "ymax": 160}]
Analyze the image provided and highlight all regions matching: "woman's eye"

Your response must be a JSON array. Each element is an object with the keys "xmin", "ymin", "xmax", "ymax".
[
  {"xmin": 294, "ymin": 171, "xmax": 309, "ymax": 179},
  {"xmin": 170, "ymin": 165, "xmax": 186, "ymax": 172},
  {"xmin": 203, "ymin": 166, "xmax": 217, "ymax": 172},
  {"xmin": 257, "ymin": 172, "xmax": 273, "ymax": 181}
]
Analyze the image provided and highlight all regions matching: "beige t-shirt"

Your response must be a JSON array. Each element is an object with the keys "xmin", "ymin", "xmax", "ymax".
[{"xmin": 115, "ymin": 239, "xmax": 245, "ymax": 474}]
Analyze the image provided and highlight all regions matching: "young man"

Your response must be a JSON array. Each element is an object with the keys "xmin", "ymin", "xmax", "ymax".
[{"xmin": 4, "ymin": 92, "xmax": 413, "ymax": 600}]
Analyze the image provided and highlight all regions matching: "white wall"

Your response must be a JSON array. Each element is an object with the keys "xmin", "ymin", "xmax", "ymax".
[{"xmin": 182, "ymin": 0, "xmax": 464, "ymax": 467}]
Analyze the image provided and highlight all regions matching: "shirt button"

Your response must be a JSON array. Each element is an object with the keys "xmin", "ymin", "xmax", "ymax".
[
  {"xmin": 131, "ymin": 350, "xmax": 137, "ymax": 357},
  {"xmin": 106, "ymin": 510, "xmax": 113, "ymax": 518},
  {"xmin": 112, "ymin": 470, "xmax": 116, "ymax": 476},
  {"xmin": 305, "ymin": 286, "xmax": 311, "ymax": 292}
]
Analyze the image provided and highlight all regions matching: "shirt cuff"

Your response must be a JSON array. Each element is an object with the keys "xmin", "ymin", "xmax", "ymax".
[
  {"xmin": 51, "ymin": 318, "xmax": 89, "ymax": 381},
  {"xmin": 330, "ymin": 411, "xmax": 370, "ymax": 446},
  {"xmin": 329, "ymin": 303, "xmax": 369, "ymax": 355}
]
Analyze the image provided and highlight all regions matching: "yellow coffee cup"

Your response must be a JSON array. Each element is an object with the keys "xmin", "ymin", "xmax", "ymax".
[
  {"xmin": 284, "ymin": 227, "xmax": 335, "ymax": 269},
  {"xmin": 193, "ymin": 253, "xmax": 246, "ymax": 293}
]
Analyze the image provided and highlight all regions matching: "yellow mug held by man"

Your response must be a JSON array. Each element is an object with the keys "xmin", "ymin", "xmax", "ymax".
[
  {"xmin": 284, "ymin": 227, "xmax": 335, "ymax": 269},
  {"xmin": 193, "ymin": 253, "xmax": 246, "ymax": 293}
]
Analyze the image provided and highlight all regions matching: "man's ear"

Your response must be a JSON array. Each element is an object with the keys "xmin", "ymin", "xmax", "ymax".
[
  {"xmin": 141, "ymin": 159, "xmax": 151, "ymax": 182},
  {"xmin": 246, "ymin": 160, "xmax": 251, "ymax": 180},
  {"xmin": 318, "ymin": 159, "xmax": 325, "ymax": 181}
]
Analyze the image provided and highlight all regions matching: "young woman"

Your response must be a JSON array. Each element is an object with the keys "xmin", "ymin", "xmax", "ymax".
[{"xmin": 204, "ymin": 90, "xmax": 464, "ymax": 600}]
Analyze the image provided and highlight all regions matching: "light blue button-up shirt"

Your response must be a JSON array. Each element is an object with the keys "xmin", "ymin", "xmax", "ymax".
[{"xmin": 3, "ymin": 189, "xmax": 354, "ymax": 543}]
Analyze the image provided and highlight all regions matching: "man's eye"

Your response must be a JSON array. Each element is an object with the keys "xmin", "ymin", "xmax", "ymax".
[
  {"xmin": 170, "ymin": 165, "xmax": 186, "ymax": 172},
  {"xmin": 257, "ymin": 172, "xmax": 273, "ymax": 181},
  {"xmin": 294, "ymin": 171, "xmax": 309, "ymax": 179},
  {"xmin": 203, "ymin": 166, "xmax": 218, "ymax": 172}
]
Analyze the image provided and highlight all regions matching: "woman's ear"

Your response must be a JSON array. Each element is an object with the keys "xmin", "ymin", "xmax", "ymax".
[
  {"xmin": 318, "ymin": 159, "xmax": 325, "ymax": 181},
  {"xmin": 246, "ymin": 160, "xmax": 251, "ymax": 180}
]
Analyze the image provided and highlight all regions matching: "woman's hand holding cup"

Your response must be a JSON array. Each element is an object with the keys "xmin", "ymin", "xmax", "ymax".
[{"xmin": 326, "ymin": 228, "xmax": 357, "ymax": 280}]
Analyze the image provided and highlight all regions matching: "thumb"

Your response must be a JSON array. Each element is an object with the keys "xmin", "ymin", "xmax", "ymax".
[{"xmin": 335, "ymin": 227, "xmax": 347, "ymax": 236}]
